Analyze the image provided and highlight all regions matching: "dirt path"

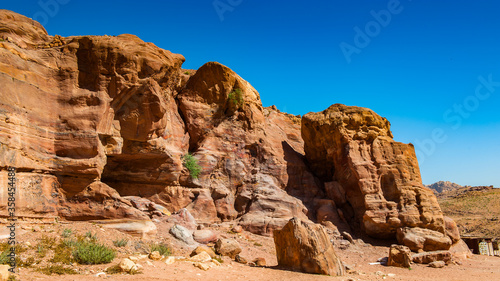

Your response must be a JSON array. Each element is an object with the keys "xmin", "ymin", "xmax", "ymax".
[{"xmin": 6, "ymin": 221, "xmax": 500, "ymax": 281}]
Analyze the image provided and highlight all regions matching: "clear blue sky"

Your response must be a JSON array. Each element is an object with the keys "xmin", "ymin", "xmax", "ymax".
[{"xmin": 3, "ymin": 0, "xmax": 499, "ymax": 187}]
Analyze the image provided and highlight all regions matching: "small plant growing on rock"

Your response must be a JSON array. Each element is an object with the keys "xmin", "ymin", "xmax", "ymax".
[
  {"xmin": 183, "ymin": 153, "xmax": 201, "ymax": 179},
  {"xmin": 113, "ymin": 239, "xmax": 129, "ymax": 247},
  {"xmin": 150, "ymin": 243, "xmax": 171, "ymax": 256},
  {"xmin": 61, "ymin": 228, "xmax": 72, "ymax": 238},
  {"xmin": 228, "ymin": 88, "xmax": 244, "ymax": 107}
]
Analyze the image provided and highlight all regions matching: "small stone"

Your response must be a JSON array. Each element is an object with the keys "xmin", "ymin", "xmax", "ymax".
[
  {"xmin": 253, "ymin": 257, "xmax": 266, "ymax": 267},
  {"xmin": 231, "ymin": 225, "xmax": 243, "ymax": 233},
  {"xmin": 429, "ymin": 261, "xmax": 446, "ymax": 268},
  {"xmin": 387, "ymin": 273, "xmax": 396, "ymax": 277},
  {"xmin": 193, "ymin": 262, "xmax": 212, "ymax": 271},
  {"xmin": 235, "ymin": 254, "xmax": 247, "ymax": 264},
  {"xmin": 146, "ymin": 261, "xmax": 153, "ymax": 266},
  {"xmin": 165, "ymin": 256, "xmax": 176, "ymax": 265},
  {"xmin": 0, "ymin": 265, "xmax": 10, "ymax": 281},
  {"xmin": 149, "ymin": 251, "xmax": 162, "ymax": 261},
  {"xmin": 375, "ymin": 271, "xmax": 384, "ymax": 276},
  {"xmin": 191, "ymin": 245, "xmax": 216, "ymax": 259},
  {"xmin": 128, "ymin": 256, "xmax": 139, "ymax": 262},
  {"xmin": 189, "ymin": 251, "xmax": 212, "ymax": 263},
  {"xmin": 25, "ymin": 241, "xmax": 31, "ymax": 247},
  {"xmin": 341, "ymin": 231, "xmax": 354, "ymax": 243}
]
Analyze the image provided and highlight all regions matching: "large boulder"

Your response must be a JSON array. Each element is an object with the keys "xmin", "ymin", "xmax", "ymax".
[
  {"xmin": 302, "ymin": 104, "xmax": 446, "ymax": 239},
  {"xmin": 215, "ymin": 238, "xmax": 242, "ymax": 259},
  {"xmin": 388, "ymin": 244, "xmax": 412, "ymax": 268},
  {"xmin": 273, "ymin": 218, "xmax": 345, "ymax": 276},
  {"xmin": 411, "ymin": 251, "xmax": 452, "ymax": 264},
  {"xmin": 397, "ymin": 227, "xmax": 452, "ymax": 252}
]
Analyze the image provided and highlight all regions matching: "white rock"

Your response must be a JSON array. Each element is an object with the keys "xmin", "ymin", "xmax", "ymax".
[
  {"xmin": 0, "ymin": 265, "xmax": 10, "ymax": 281},
  {"xmin": 165, "ymin": 256, "xmax": 176, "ymax": 265}
]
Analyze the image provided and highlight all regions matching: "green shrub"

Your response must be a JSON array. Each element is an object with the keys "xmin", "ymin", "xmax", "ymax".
[
  {"xmin": 228, "ymin": 88, "xmax": 244, "ymax": 107},
  {"xmin": 182, "ymin": 153, "xmax": 201, "ymax": 179},
  {"xmin": 113, "ymin": 239, "xmax": 129, "ymax": 247},
  {"xmin": 184, "ymin": 71, "xmax": 190, "ymax": 75},
  {"xmin": 0, "ymin": 250, "xmax": 9, "ymax": 265},
  {"xmin": 73, "ymin": 241, "xmax": 115, "ymax": 265},
  {"xmin": 84, "ymin": 231, "xmax": 98, "ymax": 242},
  {"xmin": 36, "ymin": 265, "xmax": 78, "ymax": 275},
  {"xmin": 150, "ymin": 243, "xmax": 171, "ymax": 256},
  {"xmin": 61, "ymin": 228, "xmax": 72, "ymax": 238}
]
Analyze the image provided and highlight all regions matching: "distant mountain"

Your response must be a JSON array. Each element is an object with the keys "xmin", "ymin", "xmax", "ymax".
[{"xmin": 425, "ymin": 181, "xmax": 463, "ymax": 193}]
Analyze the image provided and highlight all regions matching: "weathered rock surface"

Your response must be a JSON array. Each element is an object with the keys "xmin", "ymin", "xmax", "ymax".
[
  {"xmin": 193, "ymin": 229, "xmax": 218, "ymax": 244},
  {"xmin": 397, "ymin": 227, "xmax": 452, "ymax": 252},
  {"xmin": 449, "ymin": 239, "xmax": 473, "ymax": 260},
  {"xmin": 444, "ymin": 216, "xmax": 460, "ymax": 244},
  {"xmin": 411, "ymin": 251, "xmax": 451, "ymax": 264},
  {"xmin": 169, "ymin": 224, "xmax": 196, "ymax": 245},
  {"xmin": 428, "ymin": 261, "xmax": 446, "ymax": 268},
  {"xmin": 302, "ymin": 104, "xmax": 446, "ymax": 238},
  {"xmin": 273, "ymin": 218, "xmax": 344, "ymax": 276},
  {"xmin": 191, "ymin": 245, "xmax": 216, "ymax": 259},
  {"xmin": 0, "ymin": 11, "xmax": 454, "ymax": 251},
  {"xmin": 388, "ymin": 244, "xmax": 412, "ymax": 268},
  {"xmin": 215, "ymin": 238, "xmax": 241, "ymax": 259},
  {"xmin": 0, "ymin": 11, "xmax": 321, "ymax": 236}
]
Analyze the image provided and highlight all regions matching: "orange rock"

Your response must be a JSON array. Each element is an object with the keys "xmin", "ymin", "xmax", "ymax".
[
  {"xmin": 274, "ymin": 218, "xmax": 344, "ymax": 276},
  {"xmin": 302, "ymin": 104, "xmax": 446, "ymax": 239}
]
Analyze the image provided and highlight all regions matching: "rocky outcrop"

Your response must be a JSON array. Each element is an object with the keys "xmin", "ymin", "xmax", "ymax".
[
  {"xmin": 176, "ymin": 61, "xmax": 323, "ymax": 234},
  {"xmin": 0, "ymin": 10, "xmax": 454, "ymax": 250},
  {"xmin": 273, "ymin": 218, "xmax": 345, "ymax": 276},
  {"xmin": 302, "ymin": 104, "xmax": 445, "ymax": 239},
  {"xmin": 0, "ymin": 10, "xmax": 321, "ymax": 235}
]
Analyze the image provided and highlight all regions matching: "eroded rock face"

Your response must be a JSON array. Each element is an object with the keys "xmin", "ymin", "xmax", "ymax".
[
  {"xmin": 177, "ymin": 62, "xmax": 322, "ymax": 234},
  {"xmin": 302, "ymin": 104, "xmax": 445, "ymax": 239},
  {"xmin": 273, "ymin": 218, "xmax": 345, "ymax": 276},
  {"xmin": 0, "ymin": 10, "xmax": 187, "ymax": 220},
  {"xmin": 0, "ymin": 11, "xmax": 322, "ymax": 235}
]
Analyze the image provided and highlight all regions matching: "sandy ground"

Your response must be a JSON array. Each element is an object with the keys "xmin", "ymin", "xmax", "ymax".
[{"xmin": 2, "ymin": 220, "xmax": 500, "ymax": 281}]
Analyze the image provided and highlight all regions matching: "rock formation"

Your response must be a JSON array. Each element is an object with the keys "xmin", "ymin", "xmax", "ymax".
[
  {"xmin": 0, "ymin": 9, "xmax": 457, "ymax": 253},
  {"xmin": 302, "ymin": 104, "xmax": 446, "ymax": 241},
  {"xmin": 0, "ymin": 10, "xmax": 321, "ymax": 235},
  {"xmin": 273, "ymin": 218, "xmax": 345, "ymax": 276}
]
